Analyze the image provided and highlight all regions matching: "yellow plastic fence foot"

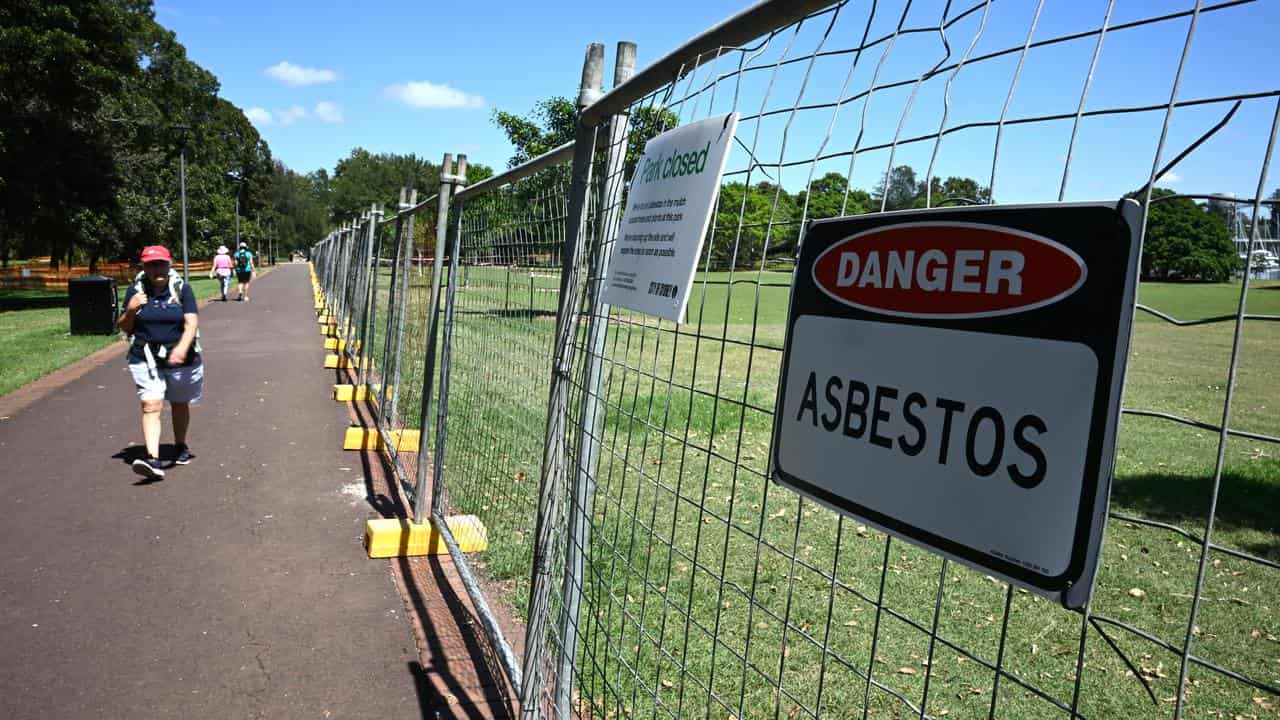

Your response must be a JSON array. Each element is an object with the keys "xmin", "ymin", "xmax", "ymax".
[
  {"xmin": 323, "ymin": 337, "xmax": 346, "ymax": 351},
  {"xmin": 318, "ymin": 314, "xmax": 335, "ymax": 324},
  {"xmin": 332, "ymin": 384, "xmax": 389, "ymax": 401},
  {"xmin": 365, "ymin": 515, "xmax": 488, "ymax": 558},
  {"xmin": 342, "ymin": 427, "xmax": 418, "ymax": 451},
  {"xmin": 324, "ymin": 353, "xmax": 367, "ymax": 369}
]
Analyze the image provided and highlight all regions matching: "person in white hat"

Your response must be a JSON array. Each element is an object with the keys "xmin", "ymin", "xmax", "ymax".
[{"xmin": 209, "ymin": 245, "xmax": 234, "ymax": 301}]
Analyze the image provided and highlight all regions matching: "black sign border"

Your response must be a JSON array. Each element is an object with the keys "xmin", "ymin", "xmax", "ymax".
[{"xmin": 770, "ymin": 200, "xmax": 1141, "ymax": 607}]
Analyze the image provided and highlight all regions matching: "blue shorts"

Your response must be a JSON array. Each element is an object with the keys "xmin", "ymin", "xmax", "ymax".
[{"xmin": 129, "ymin": 362, "xmax": 204, "ymax": 403}]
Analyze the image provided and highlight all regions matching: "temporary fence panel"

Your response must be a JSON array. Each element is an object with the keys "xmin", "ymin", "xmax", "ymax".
[
  {"xmin": 308, "ymin": 1, "xmax": 1280, "ymax": 718},
  {"xmin": 527, "ymin": 2, "xmax": 1280, "ymax": 720}
]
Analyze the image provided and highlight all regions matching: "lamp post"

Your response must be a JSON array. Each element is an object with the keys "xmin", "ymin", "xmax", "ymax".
[
  {"xmin": 173, "ymin": 125, "xmax": 191, "ymax": 282},
  {"xmin": 225, "ymin": 170, "xmax": 245, "ymax": 250}
]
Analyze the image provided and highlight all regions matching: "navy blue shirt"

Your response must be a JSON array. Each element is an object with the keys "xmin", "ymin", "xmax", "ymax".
[{"xmin": 124, "ymin": 280, "xmax": 200, "ymax": 366}]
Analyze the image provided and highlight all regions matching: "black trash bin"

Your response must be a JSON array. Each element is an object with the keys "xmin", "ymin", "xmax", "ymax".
[{"xmin": 68, "ymin": 275, "xmax": 119, "ymax": 335}]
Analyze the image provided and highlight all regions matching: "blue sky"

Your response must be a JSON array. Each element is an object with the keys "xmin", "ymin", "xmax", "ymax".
[
  {"xmin": 157, "ymin": 0, "xmax": 1280, "ymax": 208},
  {"xmin": 155, "ymin": 0, "xmax": 752, "ymax": 173}
]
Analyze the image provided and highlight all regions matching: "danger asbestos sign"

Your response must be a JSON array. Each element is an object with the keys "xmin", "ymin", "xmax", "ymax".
[{"xmin": 771, "ymin": 201, "xmax": 1142, "ymax": 608}]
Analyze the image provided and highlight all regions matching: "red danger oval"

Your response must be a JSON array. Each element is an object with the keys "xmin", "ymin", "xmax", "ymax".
[{"xmin": 811, "ymin": 221, "xmax": 1087, "ymax": 319}]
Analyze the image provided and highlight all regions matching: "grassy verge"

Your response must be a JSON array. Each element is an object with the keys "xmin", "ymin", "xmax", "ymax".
[
  {"xmin": 359, "ymin": 269, "xmax": 1279, "ymax": 718},
  {"xmin": 0, "ymin": 275, "xmax": 237, "ymax": 398}
]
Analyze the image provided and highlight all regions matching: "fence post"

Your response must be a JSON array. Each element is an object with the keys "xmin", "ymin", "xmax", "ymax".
[
  {"xmin": 344, "ymin": 214, "xmax": 365, "ymax": 365},
  {"xmin": 325, "ymin": 227, "xmax": 341, "ymax": 313},
  {"xmin": 551, "ymin": 40, "xmax": 636, "ymax": 720},
  {"xmin": 332, "ymin": 224, "xmax": 343, "ymax": 319},
  {"xmin": 378, "ymin": 188, "xmax": 407, "ymax": 419},
  {"xmin": 386, "ymin": 188, "xmax": 418, "ymax": 426},
  {"xmin": 430, "ymin": 155, "xmax": 467, "ymax": 519},
  {"xmin": 519, "ymin": 41, "xmax": 605, "ymax": 719},
  {"xmin": 340, "ymin": 219, "xmax": 358, "ymax": 343},
  {"xmin": 411, "ymin": 154, "xmax": 462, "ymax": 524},
  {"xmin": 345, "ymin": 208, "xmax": 376, "ymax": 373},
  {"xmin": 359, "ymin": 203, "xmax": 385, "ymax": 388}
]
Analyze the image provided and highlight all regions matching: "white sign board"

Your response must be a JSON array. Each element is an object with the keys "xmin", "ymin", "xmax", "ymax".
[
  {"xmin": 779, "ymin": 316, "xmax": 1097, "ymax": 577},
  {"xmin": 602, "ymin": 113, "xmax": 739, "ymax": 322},
  {"xmin": 771, "ymin": 201, "xmax": 1142, "ymax": 608}
]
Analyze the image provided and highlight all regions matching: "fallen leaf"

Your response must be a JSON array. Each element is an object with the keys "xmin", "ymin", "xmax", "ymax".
[
  {"xmin": 1128, "ymin": 588, "xmax": 1146, "ymax": 599},
  {"xmin": 897, "ymin": 667, "xmax": 917, "ymax": 675}
]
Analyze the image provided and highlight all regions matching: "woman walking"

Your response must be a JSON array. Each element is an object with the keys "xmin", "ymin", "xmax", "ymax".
[
  {"xmin": 233, "ymin": 241, "xmax": 254, "ymax": 302},
  {"xmin": 117, "ymin": 245, "xmax": 203, "ymax": 480},
  {"xmin": 210, "ymin": 245, "xmax": 234, "ymax": 301}
]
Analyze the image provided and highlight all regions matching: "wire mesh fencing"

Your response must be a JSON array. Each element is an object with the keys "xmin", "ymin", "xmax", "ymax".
[
  {"xmin": 312, "ymin": 189, "xmax": 450, "ymax": 509},
  {"xmin": 534, "ymin": 2, "xmax": 1280, "ymax": 719},
  {"xmin": 311, "ymin": 1, "xmax": 1280, "ymax": 717},
  {"xmin": 433, "ymin": 166, "xmax": 573, "ymax": 619}
]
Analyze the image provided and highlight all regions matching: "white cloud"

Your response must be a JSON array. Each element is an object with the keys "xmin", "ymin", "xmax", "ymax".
[
  {"xmin": 244, "ymin": 107, "xmax": 273, "ymax": 126},
  {"xmin": 384, "ymin": 81, "xmax": 484, "ymax": 109},
  {"xmin": 276, "ymin": 105, "xmax": 309, "ymax": 126},
  {"xmin": 264, "ymin": 61, "xmax": 339, "ymax": 87},
  {"xmin": 314, "ymin": 101, "xmax": 344, "ymax": 124},
  {"xmin": 1157, "ymin": 171, "xmax": 1183, "ymax": 184}
]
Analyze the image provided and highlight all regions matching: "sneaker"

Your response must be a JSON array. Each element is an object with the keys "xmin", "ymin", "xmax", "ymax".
[
  {"xmin": 131, "ymin": 457, "xmax": 166, "ymax": 481},
  {"xmin": 173, "ymin": 444, "xmax": 195, "ymax": 465}
]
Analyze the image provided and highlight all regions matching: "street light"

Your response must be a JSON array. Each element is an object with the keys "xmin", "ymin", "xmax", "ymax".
[
  {"xmin": 172, "ymin": 125, "xmax": 191, "ymax": 282},
  {"xmin": 224, "ymin": 170, "xmax": 245, "ymax": 249}
]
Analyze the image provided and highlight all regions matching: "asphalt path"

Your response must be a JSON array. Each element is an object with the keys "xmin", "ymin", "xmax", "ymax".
[{"xmin": 0, "ymin": 264, "xmax": 428, "ymax": 718}]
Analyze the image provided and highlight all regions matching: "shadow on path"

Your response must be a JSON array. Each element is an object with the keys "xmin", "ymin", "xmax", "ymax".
[{"xmin": 340, "ymin": 370, "xmax": 516, "ymax": 719}]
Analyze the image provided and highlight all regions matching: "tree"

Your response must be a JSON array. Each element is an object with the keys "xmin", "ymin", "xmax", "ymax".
[
  {"xmin": 328, "ymin": 148, "xmax": 493, "ymax": 224},
  {"xmin": 914, "ymin": 176, "xmax": 991, "ymax": 207},
  {"xmin": 1140, "ymin": 188, "xmax": 1237, "ymax": 282},
  {"xmin": 0, "ymin": 0, "xmax": 151, "ymax": 266},
  {"xmin": 0, "ymin": 1, "xmax": 324, "ymax": 268},
  {"xmin": 705, "ymin": 181, "xmax": 799, "ymax": 269},
  {"xmin": 1204, "ymin": 195, "xmax": 1239, "ymax": 232},
  {"xmin": 872, "ymin": 165, "xmax": 919, "ymax": 211},
  {"xmin": 492, "ymin": 95, "xmax": 678, "ymax": 179},
  {"xmin": 796, "ymin": 172, "xmax": 871, "ymax": 221},
  {"xmin": 492, "ymin": 98, "xmax": 576, "ymax": 169}
]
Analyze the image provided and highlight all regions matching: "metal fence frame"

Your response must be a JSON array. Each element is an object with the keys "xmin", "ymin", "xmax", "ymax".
[{"xmin": 311, "ymin": 1, "xmax": 1280, "ymax": 717}]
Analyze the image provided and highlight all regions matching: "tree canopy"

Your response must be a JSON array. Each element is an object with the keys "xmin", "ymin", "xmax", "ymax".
[
  {"xmin": 328, "ymin": 148, "xmax": 493, "ymax": 222},
  {"xmin": 0, "ymin": 0, "xmax": 362, "ymax": 267},
  {"xmin": 1140, "ymin": 188, "xmax": 1238, "ymax": 282}
]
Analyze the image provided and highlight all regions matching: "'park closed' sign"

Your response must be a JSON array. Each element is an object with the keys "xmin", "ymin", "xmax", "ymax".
[{"xmin": 771, "ymin": 201, "xmax": 1142, "ymax": 608}]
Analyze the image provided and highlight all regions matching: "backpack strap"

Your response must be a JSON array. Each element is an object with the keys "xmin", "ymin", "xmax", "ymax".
[
  {"xmin": 169, "ymin": 269, "xmax": 202, "ymax": 355},
  {"xmin": 129, "ymin": 270, "xmax": 201, "ymax": 355}
]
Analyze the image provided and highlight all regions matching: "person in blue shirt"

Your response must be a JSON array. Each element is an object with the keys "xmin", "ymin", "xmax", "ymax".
[
  {"xmin": 233, "ymin": 241, "xmax": 254, "ymax": 302},
  {"xmin": 117, "ymin": 245, "xmax": 203, "ymax": 481}
]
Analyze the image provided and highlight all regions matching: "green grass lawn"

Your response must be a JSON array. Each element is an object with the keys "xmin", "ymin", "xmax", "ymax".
[
  {"xmin": 0, "ymin": 275, "xmax": 230, "ymax": 398},
  {"xmin": 343, "ymin": 269, "xmax": 1280, "ymax": 718},
  {"xmin": 50, "ymin": 256, "xmax": 1276, "ymax": 717}
]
